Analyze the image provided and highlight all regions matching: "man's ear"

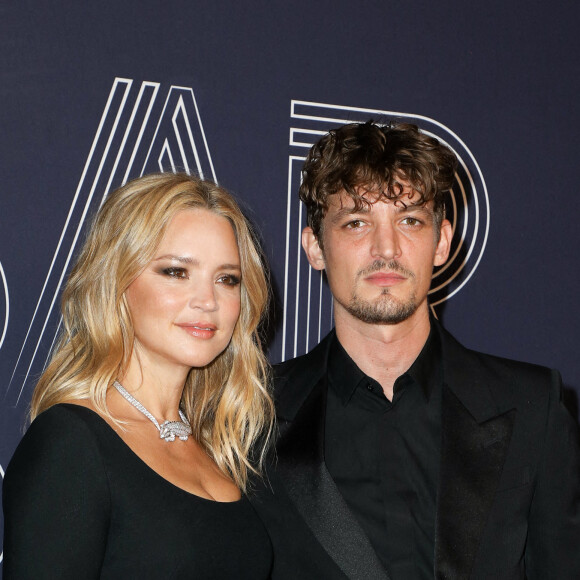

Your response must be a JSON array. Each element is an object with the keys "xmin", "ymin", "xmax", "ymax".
[
  {"xmin": 301, "ymin": 227, "xmax": 325, "ymax": 271},
  {"xmin": 434, "ymin": 219, "xmax": 452, "ymax": 267}
]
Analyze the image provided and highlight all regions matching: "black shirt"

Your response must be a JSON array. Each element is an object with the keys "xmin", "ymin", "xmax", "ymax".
[
  {"xmin": 3, "ymin": 404, "xmax": 273, "ymax": 579},
  {"xmin": 325, "ymin": 327, "xmax": 442, "ymax": 580}
]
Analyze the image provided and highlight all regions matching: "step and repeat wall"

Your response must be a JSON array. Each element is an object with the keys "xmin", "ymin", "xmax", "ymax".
[{"xmin": 1, "ymin": 1, "xmax": 579, "ymax": 569}]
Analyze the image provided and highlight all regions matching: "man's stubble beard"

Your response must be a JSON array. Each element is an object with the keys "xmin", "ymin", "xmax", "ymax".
[
  {"xmin": 345, "ymin": 288, "xmax": 419, "ymax": 324},
  {"xmin": 344, "ymin": 259, "xmax": 419, "ymax": 325}
]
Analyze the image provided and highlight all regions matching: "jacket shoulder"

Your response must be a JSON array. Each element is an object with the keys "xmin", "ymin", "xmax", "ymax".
[
  {"xmin": 273, "ymin": 332, "xmax": 334, "ymax": 381},
  {"xmin": 273, "ymin": 351, "xmax": 311, "ymax": 380},
  {"xmin": 436, "ymin": 323, "xmax": 564, "ymax": 424},
  {"xmin": 271, "ymin": 333, "xmax": 334, "ymax": 417}
]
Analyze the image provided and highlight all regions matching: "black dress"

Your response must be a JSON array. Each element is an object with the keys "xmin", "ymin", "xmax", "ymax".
[{"xmin": 2, "ymin": 404, "xmax": 273, "ymax": 579}]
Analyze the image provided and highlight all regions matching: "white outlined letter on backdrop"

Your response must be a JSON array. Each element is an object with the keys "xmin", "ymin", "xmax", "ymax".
[
  {"xmin": 6, "ymin": 78, "xmax": 216, "ymax": 406},
  {"xmin": 281, "ymin": 100, "xmax": 490, "ymax": 361}
]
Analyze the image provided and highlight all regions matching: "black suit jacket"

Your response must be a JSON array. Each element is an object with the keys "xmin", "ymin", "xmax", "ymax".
[{"xmin": 252, "ymin": 324, "xmax": 580, "ymax": 579}]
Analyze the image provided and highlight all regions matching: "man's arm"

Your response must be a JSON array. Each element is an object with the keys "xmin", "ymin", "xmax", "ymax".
[{"xmin": 525, "ymin": 370, "xmax": 580, "ymax": 578}]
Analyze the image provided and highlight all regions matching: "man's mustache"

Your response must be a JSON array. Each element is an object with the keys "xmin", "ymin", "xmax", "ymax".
[{"xmin": 358, "ymin": 260, "xmax": 415, "ymax": 279}]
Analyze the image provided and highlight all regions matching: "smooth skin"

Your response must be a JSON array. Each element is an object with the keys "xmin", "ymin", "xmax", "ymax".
[{"xmin": 77, "ymin": 208, "xmax": 243, "ymax": 501}]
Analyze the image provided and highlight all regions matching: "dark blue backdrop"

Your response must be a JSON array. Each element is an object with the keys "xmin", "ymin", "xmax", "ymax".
[{"xmin": 1, "ymin": 0, "xmax": 579, "ymax": 569}]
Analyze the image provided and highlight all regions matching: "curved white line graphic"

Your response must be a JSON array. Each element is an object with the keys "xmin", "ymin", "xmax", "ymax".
[
  {"xmin": 292, "ymin": 101, "xmax": 491, "ymax": 304},
  {"xmin": 0, "ymin": 262, "xmax": 9, "ymax": 350},
  {"xmin": 431, "ymin": 177, "xmax": 468, "ymax": 281},
  {"xmin": 1, "ymin": 461, "xmax": 4, "ymax": 563}
]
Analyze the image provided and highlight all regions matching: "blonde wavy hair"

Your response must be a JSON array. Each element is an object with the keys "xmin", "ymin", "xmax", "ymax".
[{"xmin": 30, "ymin": 172, "xmax": 274, "ymax": 491}]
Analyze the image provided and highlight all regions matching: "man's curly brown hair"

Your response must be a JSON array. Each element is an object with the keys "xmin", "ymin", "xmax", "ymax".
[{"xmin": 299, "ymin": 121, "xmax": 458, "ymax": 244}]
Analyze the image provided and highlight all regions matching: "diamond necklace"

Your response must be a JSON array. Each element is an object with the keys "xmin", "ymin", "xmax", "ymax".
[{"xmin": 113, "ymin": 380, "xmax": 192, "ymax": 442}]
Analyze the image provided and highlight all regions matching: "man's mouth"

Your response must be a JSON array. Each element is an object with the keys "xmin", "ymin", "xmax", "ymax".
[{"xmin": 364, "ymin": 272, "xmax": 406, "ymax": 286}]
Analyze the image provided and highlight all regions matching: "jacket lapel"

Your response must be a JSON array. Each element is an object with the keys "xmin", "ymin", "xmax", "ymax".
[
  {"xmin": 435, "ymin": 326, "xmax": 516, "ymax": 579},
  {"xmin": 275, "ymin": 336, "xmax": 390, "ymax": 580},
  {"xmin": 275, "ymin": 325, "xmax": 516, "ymax": 580}
]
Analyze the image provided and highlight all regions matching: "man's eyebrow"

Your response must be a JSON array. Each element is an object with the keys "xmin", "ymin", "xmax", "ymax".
[
  {"xmin": 395, "ymin": 203, "xmax": 434, "ymax": 216},
  {"xmin": 329, "ymin": 205, "xmax": 370, "ymax": 224}
]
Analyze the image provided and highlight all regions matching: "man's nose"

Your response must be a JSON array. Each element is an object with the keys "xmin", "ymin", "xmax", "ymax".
[{"xmin": 370, "ymin": 223, "xmax": 401, "ymax": 261}]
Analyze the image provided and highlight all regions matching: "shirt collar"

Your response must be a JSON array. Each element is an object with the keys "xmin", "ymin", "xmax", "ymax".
[
  {"xmin": 404, "ymin": 323, "xmax": 441, "ymax": 401},
  {"xmin": 327, "ymin": 323, "xmax": 442, "ymax": 405}
]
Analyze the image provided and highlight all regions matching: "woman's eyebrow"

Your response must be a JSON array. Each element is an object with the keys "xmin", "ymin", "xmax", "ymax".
[
  {"xmin": 153, "ymin": 255, "xmax": 241, "ymax": 271},
  {"xmin": 153, "ymin": 254, "xmax": 197, "ymax": 264}
]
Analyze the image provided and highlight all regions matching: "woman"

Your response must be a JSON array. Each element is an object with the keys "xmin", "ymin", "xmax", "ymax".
[{"xmin": 3, "ymin": 173, "xmax": 275, "ymax": 578}]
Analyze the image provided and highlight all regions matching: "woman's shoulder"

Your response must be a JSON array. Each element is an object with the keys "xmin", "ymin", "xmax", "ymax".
[
  {"xmin": 5, "ymin": 404, "xmax": 112, "ymax": 485},
  {"xmin": 27, "ymin": 402, "xmax": 107, "ymax": 440},
  {"xmin": 3, "ymin": 404, "xmax": 113, "ymax": 558}
]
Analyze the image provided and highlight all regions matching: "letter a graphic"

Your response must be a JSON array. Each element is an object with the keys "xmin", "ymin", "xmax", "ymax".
[{"xmin": 6, "ymin": 77, "xmax": 216, "ymax": 406}]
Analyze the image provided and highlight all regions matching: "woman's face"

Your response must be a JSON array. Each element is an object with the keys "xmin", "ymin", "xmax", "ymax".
[{"xmin": 125, "ymin": 208, "xmax": 242, "ymax": 377}]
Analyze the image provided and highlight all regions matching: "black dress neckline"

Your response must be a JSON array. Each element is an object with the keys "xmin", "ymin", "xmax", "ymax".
[{"xmin": 57, "ymin": 403, "xmax": 244, "ymax": 505}]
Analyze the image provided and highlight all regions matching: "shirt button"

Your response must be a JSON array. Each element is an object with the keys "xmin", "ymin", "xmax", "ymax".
[{"xmin": 366, "ymin": 384, "xmax": 374, "ymax": 391}]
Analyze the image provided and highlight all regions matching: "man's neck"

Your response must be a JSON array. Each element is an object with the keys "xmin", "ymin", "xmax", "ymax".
[{"xmin": 334, "ymin": 306, "xmax": 432, "ymax": 401}]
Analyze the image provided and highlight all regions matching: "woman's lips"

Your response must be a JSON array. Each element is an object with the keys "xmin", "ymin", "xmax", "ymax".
[{"xmin": 176, "ymin": 322, "xmax": 217, "ymax": 339}]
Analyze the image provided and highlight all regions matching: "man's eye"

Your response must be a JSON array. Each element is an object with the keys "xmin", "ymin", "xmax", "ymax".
[
  {"xmin": 163, "ymin": 267, "xmax": 188, "ymax": 279},
  {"xmin": 401, "ymin": 217, "xmax": 421, "ymax": 226},
  {"xmin": 345, "ymin": 220, "xmax": 365, "ymax": 229},
  {"xmin": 217, "ymin": 274, "xmax": 241, "ymax": 287}
]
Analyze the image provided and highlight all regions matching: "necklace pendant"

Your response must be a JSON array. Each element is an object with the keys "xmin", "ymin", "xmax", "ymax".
[{"xmin": 159, "ymin": 419, "xmax": 192, "ymax": 442}]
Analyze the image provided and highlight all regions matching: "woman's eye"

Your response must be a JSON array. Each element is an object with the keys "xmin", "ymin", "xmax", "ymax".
[
  {"xmin": 163, "ymin": 267, "xmax": 188, "ymax": 279},
  {"xmin": 217, "ymin": 274, "xmax": 241, "ymax": 287}
]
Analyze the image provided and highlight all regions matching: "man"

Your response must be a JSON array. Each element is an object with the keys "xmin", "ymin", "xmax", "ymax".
[{"xmin": 253, "ymin": 121, "xmax": 580, "ymax": 579}]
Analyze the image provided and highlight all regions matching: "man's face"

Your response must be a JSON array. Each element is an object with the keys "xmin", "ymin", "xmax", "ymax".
[{"xmin": 302, "ymin": 189, "xmax": 451, "ymax": 327}]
